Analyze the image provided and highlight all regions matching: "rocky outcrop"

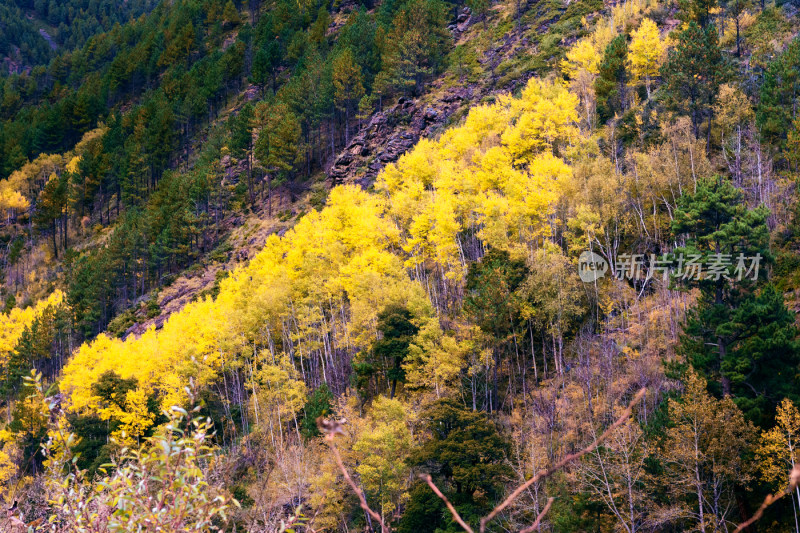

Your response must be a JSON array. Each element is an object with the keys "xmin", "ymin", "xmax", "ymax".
[
  {"xmin": 327, "ymin": 87, "xmax": 475, "ymax": 187},
  {"xmin": 326, "ymin": 13, "xmax": 544, "ymax": 188}
]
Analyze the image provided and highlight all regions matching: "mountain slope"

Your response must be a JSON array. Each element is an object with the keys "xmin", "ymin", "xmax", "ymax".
[{"xmin": 2, "ymin": 0, "xmax": 800, "ymax": 531}]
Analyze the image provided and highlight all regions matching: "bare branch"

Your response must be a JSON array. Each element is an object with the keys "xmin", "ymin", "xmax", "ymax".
[
  {"xmin": 519, "ymin": 497, "xmax": 555, "ymax": 533},
  {"xmin": 419, "ymin": 474, "xmax": 475, "ymax": 533},
  {"xmin": 322, "ymin": 389, "xmax": 644, "ymax": 533},
  {"xmin": 479, "ymin": 387, "xmax": 646, "ymax": 532},
  {"xmin": 732, "ymin": 466, "xmax": 800, "ymax": 533},
  {"xmin": 319, "ymin": 418, "xmax": 388, "ymax": 533}
]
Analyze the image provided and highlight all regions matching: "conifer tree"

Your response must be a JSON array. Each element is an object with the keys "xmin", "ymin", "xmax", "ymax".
[
  {"xmin": 464, "ymin": 249, "xmax": 528, "ymax": 412},
  {"xmin": 757, "ymin": 38, "xmax": 800, "ymax": 151},
  {"xmin": 254, "ymin": 101, "xmax": 301, "ymax": 213},
  {"xmin": 660, "ymin": 22, "xmax": 731, "ymax": 147},
  {"xmin": 332, "ymin": 48, "xmax": 365, "ymax": 145},
  {"xmin": 402, "ymin": 398, "xmax": 511, "ymax": 530},
  {"xmin": 673, "ymin": 177, "xmax": 800, "ymax": 424},
  {"xmin": 679, "ymin": 0, "xmax": 719, "ymax": 27},
  {"xmin": 595, "ymin": 35, "xmax": 629, "ymax": 124},
  {"xmin": 379, "ymin": 0, "xmax": 449, "ymax": 96}
]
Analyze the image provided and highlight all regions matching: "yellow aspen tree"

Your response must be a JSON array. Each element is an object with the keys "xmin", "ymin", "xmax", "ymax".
[
  {"xmin": 628, "ymin": 18, "xmax": 665, "ymax": 99},
  {"xmin": 0, "ymin": 291, "xmax": 63, "ymax": 371},
  {"xmin": 353, "ymin": 397, "xmax": 413, "ymax": 526},
  {"xmin": 662, "ymin": 371, "xmax": 756, "ymax": 532},
  {"xmin": 561, "ymin": 38, "xmax": 602, "ymax": 127},
  {"xmin": 404, "ymin": 319, "xmax": 470, "ymax": 399},
  {"xmin": 756, "ymin": 398, "xmax": 800, "ymax": 526}
]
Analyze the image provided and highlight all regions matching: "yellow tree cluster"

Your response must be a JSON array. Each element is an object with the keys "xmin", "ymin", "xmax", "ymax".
[
  {"xmin": 0, "ymin": 290, "xmax": 64, "ymax": 372},
  {"xmin": 60, "ymin": 186, "xmax": 429, "ymax": 434},
  {"xmin": 628, "ymin": 18, "xmax": 666, "ymax": 98},
  {"xmin": 378, "ymin": 77, "xmax": 578, "ymax": 285},
  {"xmin": 560, "ymin": 1, "xmax": 661, "ymax": 127},
  {"xmin": 0, "ymin": 127, "xmax": 106, "ymax": 220},
  {"xmin": 60, "ymin": 76, "xmax": 584, "ymax": 438}
]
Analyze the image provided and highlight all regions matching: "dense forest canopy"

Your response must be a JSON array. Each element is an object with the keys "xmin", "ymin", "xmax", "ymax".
[
  {"xmin": 0, "ymin": 0, "xmax": 159, "ymax": 75},
  {"xmin": 1, "ymin": 0, "xmax": 800, "ymax": 531}
]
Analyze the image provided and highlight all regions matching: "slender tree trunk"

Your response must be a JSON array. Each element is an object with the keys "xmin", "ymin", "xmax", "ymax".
[{"xmin": 52, "ymin": 218, "xmax": 58, "ymax": 259}]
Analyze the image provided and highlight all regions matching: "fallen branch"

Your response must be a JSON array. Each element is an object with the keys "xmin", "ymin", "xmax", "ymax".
[
  {"xmin": 519, "ymin": 497, "xmax": 554, "ymax": 533},
  {"xmin": 318, "ymin": 418, "xmax": 388, "ymax": 533},
  {"xmin": 479, "ymin": 387, "xmax": 646, "ymax": 532},
  {"xmin": 732, "ymin": 465, "xmax": 800, "ymax": 533}
]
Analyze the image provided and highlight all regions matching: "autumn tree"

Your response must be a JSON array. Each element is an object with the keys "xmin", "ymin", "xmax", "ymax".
[
  {"xmin": 579, "ymin": 421, "xmax": 652, "ymax": 533},
  {"xmin": 757, "ymin": 398, "xmax": 800, "ymax": 526},
  {"xmin": 661, "ymin": 371, "xmax": 756, "ymax": 532},
  {"xmin": 518, "ymin": 248, "xmax": 585, "ymax": 379},
  {"xmin": 562, "ymin": 38, "xmax": 602, "ymax": 128},
  {"xmin": 628, "ymin": 18, "xmax": 664, "ymax": 99},
  {"xmin": 354, "ymin": 396, "xmax": 413, "ymax": 526}
]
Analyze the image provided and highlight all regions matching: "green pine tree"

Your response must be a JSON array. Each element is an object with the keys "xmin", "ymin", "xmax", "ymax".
[{"xmin": 595, "ymin": 34, "xmax": 629, "ymax": 124}]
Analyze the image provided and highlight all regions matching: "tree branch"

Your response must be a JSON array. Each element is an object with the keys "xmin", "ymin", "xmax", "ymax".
[
  {"xmin": 732, "ymin": 466, "xmax": 800, "ymax": 533},
  {"xmin": 479, "ymin": 387, "xmax": 646, "ymax": 532},
  {"xmin": 519, "ymin": 497, "xmax": 554, "ymax": 533},
  {"xmin": 420, "ymin": 474, "xmax": 475, "ymax": 533},
  {"xmin": 319, "ymin": 419, "xmax": 388, "ymax": 533}
]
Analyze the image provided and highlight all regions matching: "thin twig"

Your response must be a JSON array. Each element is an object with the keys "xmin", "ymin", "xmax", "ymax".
[
  {"xmin": 420, "ymin": 474, "xmax": 475, "ymax": 533},
  {"xmin": 519, "ymin": 497, "xmax": 554, "ymax": 533},
  {"xmin": 732, "ymin": 466, "xmax": 800, "ymax": 533},
  {"xmin": 479, "ymin": 387, "xmax": 646, "ymax": 532},
  {"xmin": 320, "ymin": 421, "xmax": 388, "ymax": 533}
]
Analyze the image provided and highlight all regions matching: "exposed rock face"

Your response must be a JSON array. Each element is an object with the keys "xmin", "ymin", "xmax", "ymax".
[
  {"xmin": 326, "ymin": 9, "xmax": 542, "ymax": 189},
  {"xmin": 327, "ymin": 86, "xmax": 474, "ymax": 187}
]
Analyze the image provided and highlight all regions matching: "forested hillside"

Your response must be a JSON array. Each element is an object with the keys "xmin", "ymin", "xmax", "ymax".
[
  {"xmin": 1, "ymin": 0, "xmax": 800, "ymax": 530},
  {"xmin": 0, "ymin": 0, "xmax": 159, "ymax": 75}
]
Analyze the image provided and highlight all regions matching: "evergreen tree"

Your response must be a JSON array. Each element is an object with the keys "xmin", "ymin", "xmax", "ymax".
[
  {"xmin": 300, "ymin": 383, "xmax": 333, "ymax": 439},
  {"xmin": 355, "ymin": 304, "xmax": 419, "ymax": 400},
  {"xmin": 254, "ymin": 100, "xmax": 301, "ymax": 213},
  {"xmin": 679, "ymin": 0, "xmax": 719, "ymax": 28},
  {"xmin": 724, "ymin": 0, "xmax": 752, "ymax": 57},
  {"xmin": 595, "ymin": 34, "xmax": 629, "ymax": 124},
  {"xmin": 402, "ymin": 398, "xmax": 511, "ymax": 531},
  {"xmin": 379, "ymin": 0, "xmax": 450, "ymax": 96},
  {"xmin": 34, "ymin": 172, "xmax": 68, "ymax": 259},
  {"xmin": 673, "ymin": 177, "xmax": 800, "ymax": 425},
  {"xmin": 332, "ymin": 48, "xmax": 365, "ymax": 145},
  {"xmin": 757, "ymin": 38, "xmax": 800, "ymax": 151},
  {"xmin": 464, "ymin": 249, "xmax": 528, "ymax": 412},
  {"xmin": 660, "ymin": 22, "xmax": 731, "ymax": 147}
]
